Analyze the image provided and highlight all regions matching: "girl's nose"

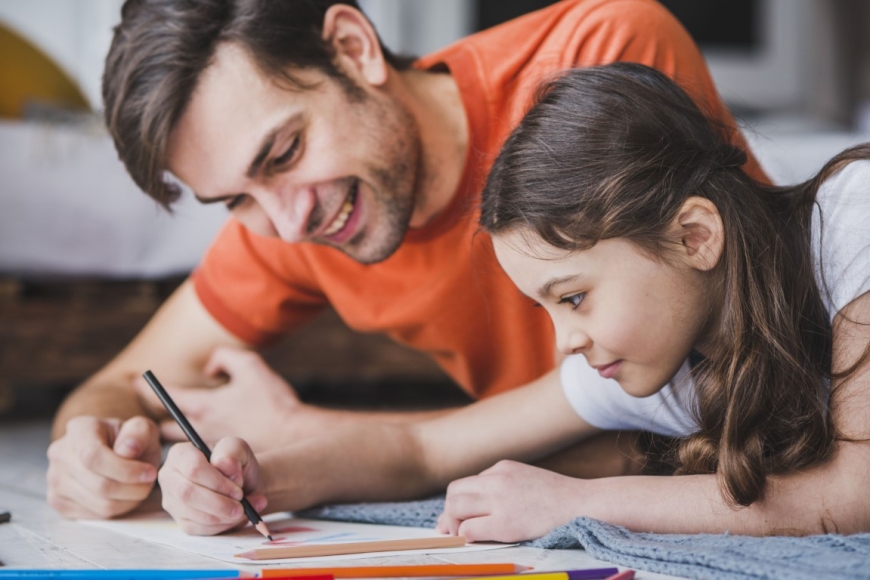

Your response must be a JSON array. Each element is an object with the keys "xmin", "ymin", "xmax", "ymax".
[{"xmin": 556, "ymin": 326, "xmax": 591, "ymax": 355}]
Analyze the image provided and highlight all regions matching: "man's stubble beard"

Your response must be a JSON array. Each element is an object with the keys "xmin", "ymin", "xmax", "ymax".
[{"xmin": 335, "ymin": 98, "xmax": 423, "ymax": 265}]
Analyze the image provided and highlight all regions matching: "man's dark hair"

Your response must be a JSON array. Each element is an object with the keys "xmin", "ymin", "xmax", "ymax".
[{"xmin": 103, "ymin": 0, "xmax": 414, "ymax": 208}]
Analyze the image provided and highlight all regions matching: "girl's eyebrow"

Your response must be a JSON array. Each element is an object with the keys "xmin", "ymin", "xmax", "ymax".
[{"xmin": 538, "ymin": 274, "xmax": 584, "ymax": 299}]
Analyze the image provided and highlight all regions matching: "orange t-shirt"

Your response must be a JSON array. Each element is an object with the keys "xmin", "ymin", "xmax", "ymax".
[{"xmin": 193, "ymin": 0, "xmax": 764, "ymax": 399}]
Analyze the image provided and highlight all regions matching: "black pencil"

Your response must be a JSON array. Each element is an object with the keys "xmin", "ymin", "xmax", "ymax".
[{"xmin": 142, "ymin": 370, "xmax": 273, "ymax": 540}]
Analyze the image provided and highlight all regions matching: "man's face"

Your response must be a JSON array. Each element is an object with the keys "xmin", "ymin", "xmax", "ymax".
[{"xmin": 167, "ymin": 42, "xmax": 422, "ymax": 264}]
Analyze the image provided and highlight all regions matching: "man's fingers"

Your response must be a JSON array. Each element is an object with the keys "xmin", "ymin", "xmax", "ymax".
[
  {"xmin": 67, "ymin": 456, "xmax": 156, "ymax": 502},
  {"xmin": 203, "ymin": 346, "xmax": 263, "ymax": 379},
  {"xmin": 114, "ymin": 416, "xmax": 161, "ymax": 461},
  {"xmin": 48, "ymin": 464, "xmax": 143, "ymax": 519},
  {"xmin": 55, "ymin": 422, "xmax": 156, "ymax": 485}
]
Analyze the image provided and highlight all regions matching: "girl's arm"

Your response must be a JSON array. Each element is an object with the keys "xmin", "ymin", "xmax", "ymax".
[{"xmin": 439, "ymin": 293, "xmax": 870, "ymax": 540}]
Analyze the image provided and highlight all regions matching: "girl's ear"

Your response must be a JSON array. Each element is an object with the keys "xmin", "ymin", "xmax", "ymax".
[
  {"xmin": 322, "ymin": 4, "xmax": 389, "ymax": 87},
  {"xmin": 674, "ymin": 196, "xmax": 724, "ymax": 272}
]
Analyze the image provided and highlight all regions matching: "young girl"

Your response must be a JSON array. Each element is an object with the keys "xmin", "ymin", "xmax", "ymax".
[{"xmin": 156, "ymin": 63, "xmax": 870, "ymax": 540}]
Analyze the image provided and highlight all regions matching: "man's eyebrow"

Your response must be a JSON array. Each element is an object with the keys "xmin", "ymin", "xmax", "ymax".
[{"xmin": 538, "ymin": 274, "xmax": 583, "ymax": 299}]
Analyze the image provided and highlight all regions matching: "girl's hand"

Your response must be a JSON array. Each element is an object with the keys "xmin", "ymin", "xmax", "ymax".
[
  {"xmin": 436, "ymin": 460, "xmax": 582, "ymax": 543},
  {"xmin": 158, "ymin": 436, "xmax": 268, "ymax": 536}
]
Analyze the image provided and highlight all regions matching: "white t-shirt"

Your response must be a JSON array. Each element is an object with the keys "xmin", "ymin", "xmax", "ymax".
[{"xmin": 561, "ymin": 160, "xmax": 870, "ymax": 436}]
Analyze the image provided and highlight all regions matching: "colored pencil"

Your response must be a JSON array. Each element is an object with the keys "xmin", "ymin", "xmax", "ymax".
[
  {"xmin": 0, "ymin": 511, "xmax": 10, "ymax": 524},
  {"xmin": 0, "ymin": 571, "xmax": 253, "ymax": 579},
  {"xmin": 142, "ymin": 370, "xmax": 272, "ymax": 541},
  {"xmin": 235, "ymin": 535, "xmax": 467, "ymax": 560},
  {"xmin": 603, "ymin": 571, "xmax": 634, "ymax": 580},
  {"xmin": 261, "ymin": 563, "xmax": 531, "ymax": 578},
  {"xmin": 452, "ymin": 570, "xmax": 620, "ymax": 580}
]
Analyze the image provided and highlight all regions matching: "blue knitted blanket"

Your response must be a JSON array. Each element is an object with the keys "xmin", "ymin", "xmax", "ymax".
[{"xmin": 299, "ymin": 497, "xmax": 870, "ymax": 580}]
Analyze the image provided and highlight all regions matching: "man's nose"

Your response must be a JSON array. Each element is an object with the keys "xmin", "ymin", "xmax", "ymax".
[{"xmin": 252, "ymin": 184, "xmax": 316, "ymax": 243}]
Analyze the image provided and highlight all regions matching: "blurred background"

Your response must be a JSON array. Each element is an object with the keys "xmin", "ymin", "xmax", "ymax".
[{"xmin": 2, "ymin": 0, "xmax": 870, "ymax": 420}]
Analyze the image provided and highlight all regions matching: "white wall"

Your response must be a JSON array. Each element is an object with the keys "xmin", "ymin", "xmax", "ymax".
[{"xmin": 0, "ymin": 0, "xmax": 123, "ymax": 110}]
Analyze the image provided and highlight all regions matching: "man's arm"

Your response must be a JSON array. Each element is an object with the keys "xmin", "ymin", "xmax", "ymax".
[
  {"xmin": 47, "ymin": 278, "xmax": 465, "ymax": 520},
  {"xmin": 47, "ymin": 279, "xmax": 249, "ymax": 518}
]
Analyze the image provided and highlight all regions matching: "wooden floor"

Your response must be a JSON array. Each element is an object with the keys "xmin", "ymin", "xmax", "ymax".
[{"xmin": 0, "ymin": 419, "xmax": 681, "ymax": 578}]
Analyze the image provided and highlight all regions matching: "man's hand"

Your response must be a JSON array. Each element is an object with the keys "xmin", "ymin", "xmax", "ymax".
[
  {"xmin": 135, "ymin": 346, "xmax": 303, "ymax": 451},
  {"xmin": 46, "ymin": 415, "xmax": 161, "ymax": 519},
  {"xmin": 159, "ymin": 436, "xmax": 268, "ymax": 536},
  {"xmin": 436, "ymin": 460, "xmax": 582, "ymax": 542}
]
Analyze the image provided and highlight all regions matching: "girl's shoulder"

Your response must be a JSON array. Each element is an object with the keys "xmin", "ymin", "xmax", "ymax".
[
  {"xmin": 815, "ymin": 158, "xmax": 870, "ymax": 210},
  {"xmin": 812, "ymin": 158, "xmax": 870, "ymax": 318}
]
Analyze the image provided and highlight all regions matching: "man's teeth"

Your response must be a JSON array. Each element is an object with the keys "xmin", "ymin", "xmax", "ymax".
[{"xmin": 323, "ymin": 188, "xmax": 357, "ymax": 236}]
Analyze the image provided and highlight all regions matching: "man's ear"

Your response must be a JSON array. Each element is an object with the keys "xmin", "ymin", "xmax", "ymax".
[
  {"xmin": 322, "ymin": 4, "xmax": 389, "ymax": 87},
  {"xmin": 673, "ymin": 196, "xmax": 724, "ymax": 272}
]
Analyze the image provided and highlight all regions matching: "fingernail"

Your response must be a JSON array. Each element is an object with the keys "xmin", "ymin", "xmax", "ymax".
[
  {"xmin": 231, "ymin": 487, "xmax": 243, "ymax": 501},
  {"xmin": 140, "ymin": 469, "xmax": 156, "ymax": 483}
]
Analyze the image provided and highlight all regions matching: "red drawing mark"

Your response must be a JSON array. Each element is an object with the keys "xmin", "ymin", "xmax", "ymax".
[
  {"xmin": 266, "ymin": 539, "xmax": 306, "ymax": 546},
  {"xmin": 265, "ymin": 525, "xmax": 320, "ymax": 545},
  {"xmin": 274, "ymin": 525, "xmax": 319, "ymax": 534}
]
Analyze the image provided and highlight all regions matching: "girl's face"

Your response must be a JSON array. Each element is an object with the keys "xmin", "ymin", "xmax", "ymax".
[{"xmin": 493, "ymin": 231, "xmax": 716, "ymax": 397}]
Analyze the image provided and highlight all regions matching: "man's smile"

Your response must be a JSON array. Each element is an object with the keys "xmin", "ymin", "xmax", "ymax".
[{"xmin": 322, "ymin": 179, "xmax": 361, "ymax": 242}]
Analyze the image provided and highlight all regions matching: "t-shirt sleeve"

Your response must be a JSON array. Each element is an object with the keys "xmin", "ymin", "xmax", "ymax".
[
  {"xmin": 193, "ymin": 219, "xmax": 328, "ymax": 346},
  {"xmin": 559, "ymin": 354, "xmax": 698, "ymax": 437},
  {"xmin": 563, "ymin": 0, "xmax": 767, "ymax": 182},
  {"xmin": 813, "ymin": 160, "xmax": 870, "ymax": 318}
]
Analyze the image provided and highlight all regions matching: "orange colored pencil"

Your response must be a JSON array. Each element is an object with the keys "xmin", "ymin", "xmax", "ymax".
[{"xmin": 261, "ymin": 564, "xmax": 531, "ymax": 578}]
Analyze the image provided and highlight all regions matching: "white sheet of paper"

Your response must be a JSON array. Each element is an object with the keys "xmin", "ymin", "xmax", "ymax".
[{"xmin": 82, "ymin": 512, "xmax": 513, "ymax": 565}]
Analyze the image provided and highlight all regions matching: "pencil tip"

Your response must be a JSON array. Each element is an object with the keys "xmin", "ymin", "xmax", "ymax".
[
  {"xmin": 254, "ymin": 520, "xmax": 273, "ymax": 540},
  {"xmin": 267, "ymin": 535, "xmax": 274, "ymax": 541}
]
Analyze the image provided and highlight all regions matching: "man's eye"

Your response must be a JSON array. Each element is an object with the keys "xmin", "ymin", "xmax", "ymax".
[
  {"xmin": 558, "ymin": 293, "xmax": 585, "ymax": 310},
  {"xmin": 272, "ymin": 136, "xmax": 300, "ymax": 167}
]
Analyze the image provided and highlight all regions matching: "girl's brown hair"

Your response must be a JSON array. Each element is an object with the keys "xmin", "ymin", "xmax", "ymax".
[{"xmin": 480, "ymin": 62, "xmax": 870, "ymax": 506}]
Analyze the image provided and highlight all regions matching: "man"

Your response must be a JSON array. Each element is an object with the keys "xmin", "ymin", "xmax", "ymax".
[{"xmin": 48, "ymin": 0, "xmax": 764, "ymax": 520}]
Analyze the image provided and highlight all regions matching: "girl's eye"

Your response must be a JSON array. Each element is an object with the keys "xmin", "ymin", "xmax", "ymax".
[
  {"xmin": 225, "ymin": 194, "xmax": 248, "ymax": 211},
  {"xmin": 272, "ymin": 135, "xmax": 300, "ymax": 167},
  {"xmin": 558, "ymin": 293, "xmax": 585, "ymax": 310}
]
